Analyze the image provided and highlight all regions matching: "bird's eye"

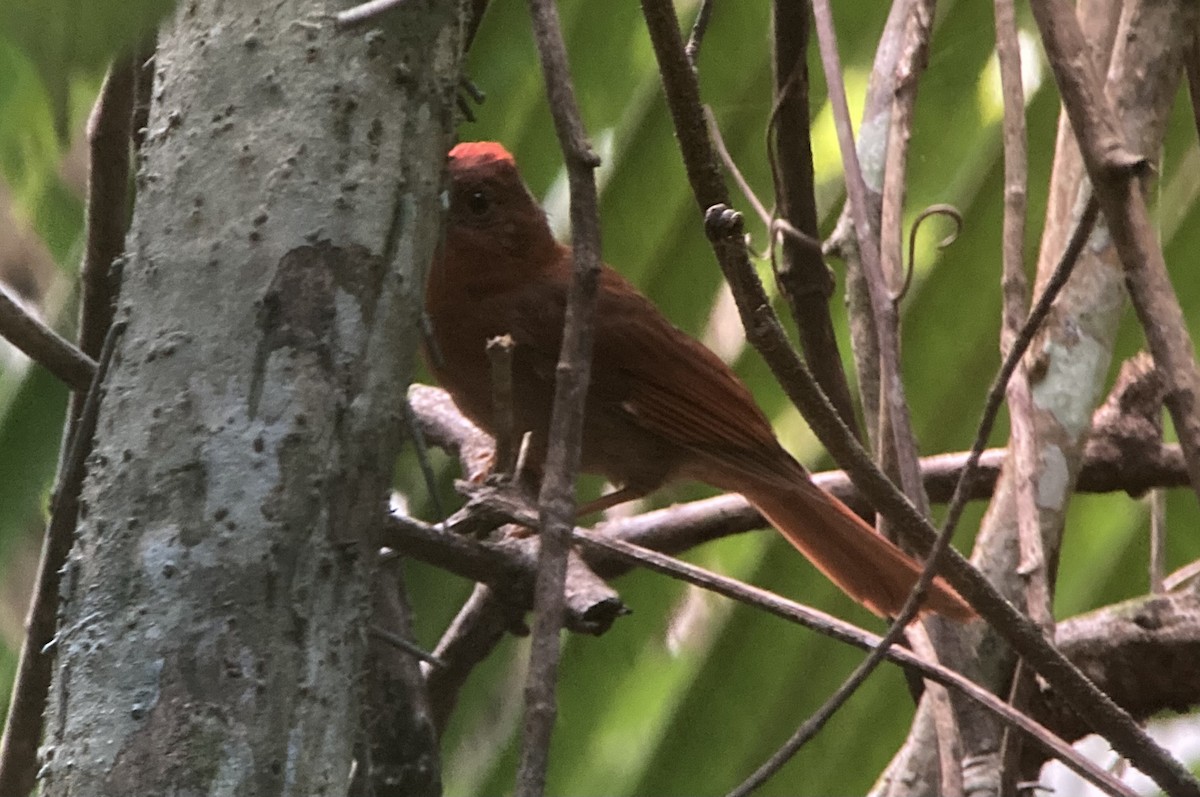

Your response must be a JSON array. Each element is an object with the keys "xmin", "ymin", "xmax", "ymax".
[{"xmin": 466, "ymin": 189, "xmax": 490, "ymax": 216}]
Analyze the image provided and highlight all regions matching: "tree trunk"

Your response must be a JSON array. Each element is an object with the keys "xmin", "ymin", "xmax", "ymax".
[{"xmin": 40, "ymin": 1, "xmax": 462, "ymax": 793}]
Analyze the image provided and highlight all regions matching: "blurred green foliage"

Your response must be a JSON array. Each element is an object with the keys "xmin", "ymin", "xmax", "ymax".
[{"xmin": 2, "ymin": 1, "xmax": 1198, "ymax": 794}]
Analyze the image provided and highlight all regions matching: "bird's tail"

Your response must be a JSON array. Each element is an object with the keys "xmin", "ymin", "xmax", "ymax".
[{"xmin": 742, "ymin": 476, "xmax": 976, "ymax": 621}]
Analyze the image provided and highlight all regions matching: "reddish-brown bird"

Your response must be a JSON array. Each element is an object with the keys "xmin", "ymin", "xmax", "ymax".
[{"xmin": 426, "ymin": 141, "xmax": 973, "ymax": 621}]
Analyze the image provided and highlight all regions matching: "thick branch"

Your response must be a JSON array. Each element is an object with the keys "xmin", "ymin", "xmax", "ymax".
[{"xmin": 1031, "ymin": 0, "xmax": 1200, "ymax": 510}]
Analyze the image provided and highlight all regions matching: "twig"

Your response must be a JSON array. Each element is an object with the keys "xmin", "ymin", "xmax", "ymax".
[
  {"xmin": 995, "ymin": 0, "xmax": 1030, "ymax": 359},
  {"xmin": 425, "ymin": 584, "xmax": 522, "ymax": 735},
  {"xmin": 369, "ymin": 624, "xmax": 447, "ymax": 668},
  {"xmin": 515, "ymin": 0, "xmax": 602, "ymax": 793},
  {"xmin": 893, "ymin": 205, "xmax": 961, "ymax": 303},
  {"xmin": 705, "ymin": 110, "xmax": 825, "ymax": 260},
  {"xmin": 684, "ymin": 0, "xmax": 716, "ymax": 69},
  {"xmin": 637, "ymin": 3, "xmax": 1195, "ymax": 794},
  {"xmin": 395, "ymin": 499, "xmax": 626, "ymax": 636},
  {"xmin": 812, "ymin": 0, "xmax": 910, "ymax": 476},
  {"xmin": 824, "ymin": 0, "xmax": 910, "ymax": 444},
  {"xmin": 866, "ymin": 63, "xmax": 958, "ymax": 792},
  {"xmin": 727, "ymin": 582, "xmax": 927, "ymax": 797},
  {"xmin": 487, "ymin": 335, "xmax": 517, "ymax": 474},
  {"xmin": 392, "ymin": 510, "xmax": 626, "ymax": 736},
  {"xmin": 0, "ymin": 286, "xmax": 97, "ymax": 392},
  {"xmin": 929, "ymin": 193, "xmax": 1097, "ymax": 574},
  {"xmin": 571, "ymin": 532, "xmax": 1138, "ymax": 797},
  {"xmin": 706, "ymin": 108, "xmax": 772, "ymax": 231},
  {"xmin": 0, "ymin": 320, "xmax": 124, "ymax": 794}
]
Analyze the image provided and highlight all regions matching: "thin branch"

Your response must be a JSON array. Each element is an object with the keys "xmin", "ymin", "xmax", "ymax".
[
  {"xmin": 0, "ymin": 321, "xmax": 124, "ymax": 794},
  {"xmin": 425, "ymin": 584, "xmax": 523, "ymax": 735},
  {"xmin": 400, "ymin": 397, "xmax": 448, "ymax": 523},
  {"xmin": 359, "ymin": 555, "xmax": 442, "ymax": 797},
  {"xmin": 769, "ymin": 0, "xmax": 862, "ymax": 439},
  {"xmin": 385, "ymin": 507, "xmax": 1137, "ymax": 797},
  {"xmin": 369, "ymin": 624, "xmax": 447, "ymax": 668},
  {"xmin": 706, "ymin": 108, "xmax": 773, "ymax": 231},
  {"xmin": 870, "ymin": 0, "xmax": 937, "ymax": 516},
  {"xmin": 0, "ymin": 55, "xmax": 139, "ymax": 792},
  {"xmin": 905, "ymin": 623, "xmax": 964, "ymax": 797},
  {"xmin": 636, "ymin": 4, "xmax": 1195, "ymax": 793},
  {"xmin": 927, "ymin": 192, "xmax": 1096, "ymax": 574},
  {"xmin": 824, "ymin": 0, "xmax": 910, "ymax": 445},
  {"xmin": 993, "ymin": 2, "xmax": 1045, "ymax": 785},
  {"xmin": 79, "ymin": 56, "xmax": 136, "ymax": 363},
  {"xmin": 515, "ymin": 0, "xmax": 603, "ymax": 793},
  {"xmin": 684, "ymin": 0, "xmax": 716, "ymax": 69},
  {"xmin": 728, "ymin": 581, "xmax": 930, "ymax": 797},
  {"xmin": 0, "ymin": 286, "xmax": 97, "ymax": 392},
  {"xmin": 570, "ymin": 532, "xmax": 1137, "ymax": 797},
  {"xmin": 995, "ymin": 0, "xmax": 1030, "ymax": 357},
  {"xmin": 728, "ymin": 184, "xmax": 1093, "ymax": 797},
  {"xmin": 396, "ymin": 496, "xmax": 625, "ymax": 636}
]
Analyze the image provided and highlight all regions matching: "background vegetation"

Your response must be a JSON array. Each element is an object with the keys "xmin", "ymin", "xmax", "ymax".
[{"xmin": 2, "ymin": 0, "xmax": 1198, "ymax": 794}]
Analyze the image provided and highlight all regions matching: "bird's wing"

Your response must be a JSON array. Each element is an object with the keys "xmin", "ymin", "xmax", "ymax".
[
  {"xmin": 501, "ymin": 260, "xmax": 785, "ymax": 456},
  {"xmin": 587, "ymin": 266, "xmax": 780, "ymax": 454}
]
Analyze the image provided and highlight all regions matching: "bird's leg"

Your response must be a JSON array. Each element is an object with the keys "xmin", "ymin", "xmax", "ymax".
[{"xmin": 576, "ymin": 485, "xmax": 648, "ymax": 518}]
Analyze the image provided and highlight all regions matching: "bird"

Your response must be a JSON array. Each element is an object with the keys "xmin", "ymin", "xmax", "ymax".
[{"xmin": 424, "ymin": 141, "xmax": 974, "ymax": 621}]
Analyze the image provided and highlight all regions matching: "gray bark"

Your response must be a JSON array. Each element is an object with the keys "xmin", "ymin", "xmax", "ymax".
[{"xmin": 41, "ymin": 1, "xmax": 462, "ymax": 793}]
